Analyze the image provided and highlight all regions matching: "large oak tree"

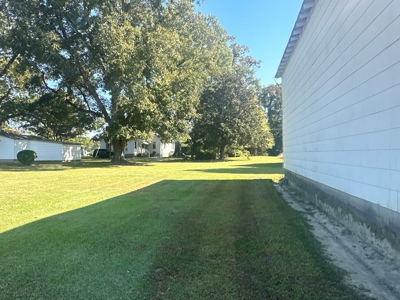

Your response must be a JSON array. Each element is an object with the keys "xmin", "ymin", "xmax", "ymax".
[{"xmin": 0, "ymin": 0, "xmax": 231, "ymax": 162}]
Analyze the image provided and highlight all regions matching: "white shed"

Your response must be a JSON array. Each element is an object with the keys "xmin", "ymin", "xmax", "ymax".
[
  {"xmin": 276, "ymin": 1, "xmax": 400, "ymax": 242},
  {"xmin": 0, "ymin": 132, "xmax": 81, "ymax": 162}
]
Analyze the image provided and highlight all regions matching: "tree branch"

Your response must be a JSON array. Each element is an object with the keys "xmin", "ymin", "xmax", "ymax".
[
  {"xmin": 75, "ymin": 63, "xmax": 111, "ymax": 124},
  {"xmin": 41, "ymin": 72, "xmax": 58, "ymax": 93},
  {"xmin": 0, "ymin": 53, "xmax": 18, "ymax": 78},
  {"xmin": 64, "ymin": 96, "xmax": 101, "ymax": 117},
  {"xmin": 0, "ymin": 87, "xmax": 12, "ymax": 105},
  {"xmin": 77, "ymin": 87, "xmax": 92, "ymax": 109},
  {"xmin": 54, "ymin": 15, "xmax": 111, "ymax": 124}
]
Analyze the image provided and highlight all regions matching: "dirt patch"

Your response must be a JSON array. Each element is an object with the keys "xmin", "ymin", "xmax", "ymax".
[{"xmin": 275, "ymin": 183, "xmax": 400, "ymax": 300}]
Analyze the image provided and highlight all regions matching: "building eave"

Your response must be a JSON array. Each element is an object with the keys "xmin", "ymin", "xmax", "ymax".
[
  {"xmin": 0, "ymin": 132, "xmax": 81, "ymax": 145},
  {"xmin": 275, "ymin": 0, "xmax": 316, "ymax": 78}
]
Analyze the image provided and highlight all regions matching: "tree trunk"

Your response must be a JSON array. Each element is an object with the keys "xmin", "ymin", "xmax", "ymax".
[
  {"xmin": 111, "ymin": 138, "xmax": 128, "ymax": 163},
  {"xmin": 191, "ymin": 142, "xmax": 198, "ymax": 160},
  {"xmin": 175, "ymin": 141, "xmax": 181, "ymax": 157},
  {"xmin": 219, "ymin": 144, "xmax": 226, "ymax": 160}
]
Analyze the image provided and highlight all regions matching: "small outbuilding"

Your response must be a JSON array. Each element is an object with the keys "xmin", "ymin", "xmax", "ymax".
[{"xmin": 0, "ymin": 132, "xmax": 81, "ymax": 162}]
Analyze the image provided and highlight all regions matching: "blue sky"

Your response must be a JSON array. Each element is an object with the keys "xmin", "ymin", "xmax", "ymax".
[{"xmin": 197, "ymin": 0, "xmax": 304, "ymax": 86}]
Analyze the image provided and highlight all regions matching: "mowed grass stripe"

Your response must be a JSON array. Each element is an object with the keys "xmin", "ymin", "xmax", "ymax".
[
  {"xmin": 135, "ymin": 179, "xmax": 368, "ymax": 300},
  {"xmin": 137, "ymin": 180, "xmax": 240, "ymax": 299},
  {"xmin": 0, "ymin": 158, "xmax": 370, "ymax": 299}
]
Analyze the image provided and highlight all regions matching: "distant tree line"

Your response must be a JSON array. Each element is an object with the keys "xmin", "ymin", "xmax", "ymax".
[{"xmin": 259, "ymin": 84, "xmax": 282, "ymax": 156}]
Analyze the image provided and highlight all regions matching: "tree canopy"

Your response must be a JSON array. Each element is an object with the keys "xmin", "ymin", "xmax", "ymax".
[
  {"xmin": 190, "ymin": 43, "xmax": 274, "ymax": 159},
  {"xmin": 0, "ymin": 0, "xmax": 232, "ymax": 161},
  {"xmin": 259, "ymin": 84, "xmax": 282, "ymax": 155},
  {"xmin": 1, "ymin": 1, "xmax": 279, "ymax": 161},
  {"xmin": 18, "ymin": 91, "xmax": 98, "ymax": 141}
]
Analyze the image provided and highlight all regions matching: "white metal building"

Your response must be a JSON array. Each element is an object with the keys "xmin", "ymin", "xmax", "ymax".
[
  {"xmin": 276, "ymin": 1, "xmax": 400, "ymax": 239},
  {"xmin": 0, "ymin": 132, "xmax": 81, "ymax": 162}
]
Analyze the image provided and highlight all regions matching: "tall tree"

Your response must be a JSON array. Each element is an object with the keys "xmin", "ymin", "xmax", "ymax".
[
  {"xmin": 191, "ymin": 43, "xmax": 274, "ymax": 159},
  {"xmin": 259, "ymin": 84, "xmax": 282, "ymax": 155},
  {"xmin": 0, "ymin": 0, "xmax": 231, "ymax": 162}
]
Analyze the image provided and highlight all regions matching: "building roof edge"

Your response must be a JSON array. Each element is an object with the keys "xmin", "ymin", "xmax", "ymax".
[{"xmin": 275, "ymin": 0, "xmax": 316, "ymax": 78}]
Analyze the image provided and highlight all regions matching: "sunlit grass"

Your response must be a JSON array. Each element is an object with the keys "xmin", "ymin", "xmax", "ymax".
[{"xmin": 0, "ymin": 156, "xmax": 283, "ymax": 233}]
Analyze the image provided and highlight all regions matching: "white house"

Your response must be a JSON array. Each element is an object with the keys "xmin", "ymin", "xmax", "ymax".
[
  {"xmin": 100, "ymin": 135, "xmax": 175, "ymax": 158},
  {"xmin": 276, "ymin": 1, "xmax": 400, "ymax": 243},
  {"xmin": 0, "ymin": 132, "xmax": 81, "ymax": 162}
]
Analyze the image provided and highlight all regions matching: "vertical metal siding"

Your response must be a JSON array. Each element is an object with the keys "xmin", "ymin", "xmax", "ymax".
[{"xmin": 283, "ymin": 0, "xmax": 400, "ymax": 212}]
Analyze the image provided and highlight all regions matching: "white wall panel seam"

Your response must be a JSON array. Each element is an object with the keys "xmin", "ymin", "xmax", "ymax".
[
  {"xmin": 285, "ymin": 53, "xmax": 400, "ymax": 134},
  {"xmin": 284, "ymin": 1, "xmax": 395, "ymax": 121}
]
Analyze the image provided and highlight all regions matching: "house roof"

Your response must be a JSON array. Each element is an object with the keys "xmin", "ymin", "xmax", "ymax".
[
  {"xmin": 275, "ymin": 0, "xmax": 316, "ymax": 78},
  {"xmin": 0, "ymin": 132, "xmax": 81, "ymax": 145}
]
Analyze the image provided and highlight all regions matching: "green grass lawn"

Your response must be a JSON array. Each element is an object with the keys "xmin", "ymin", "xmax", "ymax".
[{"xmin": 0, "ymin": 157, "xmax": 369, "ymax": 299}]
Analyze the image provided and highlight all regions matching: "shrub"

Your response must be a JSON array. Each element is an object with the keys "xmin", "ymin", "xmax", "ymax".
[
  {"xmin": 226, "ymin": 146, "xmax": 250, "ymax": 160},
  {"xmin": 226, "ymin": 147, "xmax": 241, "ymax": 157},
  {"xmin": 242, "ymin": 150, "xmax": 250, "ymax": 160},
  {"xmin": 17, "ymin": 150, "xmax": 37, "ymax": 165},
  {"xmin": 195, "ymin": 149, "xmax": 217, "ymax": 160}
]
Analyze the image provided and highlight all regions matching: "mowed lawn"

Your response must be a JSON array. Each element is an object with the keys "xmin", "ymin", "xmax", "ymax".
[{"xmin": 0, "ymin": 157, "xmax": 368, "ymax": 299}]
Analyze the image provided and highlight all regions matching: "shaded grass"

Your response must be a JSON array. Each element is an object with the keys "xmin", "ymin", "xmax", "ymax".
[
  {"xmin": 0, "ymin": 157, "xmax": 370, "ymax": 299},
  {"xmin": 186, "ymin": 163, "xmax": 284, "ymax": 175},
  {"xmin": 135, "ymin": 180, "xmax": 368, "ymax": 300}
]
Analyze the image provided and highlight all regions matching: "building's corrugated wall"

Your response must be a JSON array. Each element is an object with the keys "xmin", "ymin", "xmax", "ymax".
[
  {"xmin": 282, "ymin": 0, "xmax": 400, "ymax": 213},
  {"xmin": 62, "ymin": 144, "xmax": 81, "ymax": 161},
  {"xmin": 14, "ymin": 140, "xmax": 28, "ymax": 158},
  {"xmin": 1, "ymin": 134, "xmax": 81, "ymax": 162},
  {"xmin": 0, "ymin": 137, "xmax": 17, "ymax": 160},
  {"xmin": 29, "ymin": 141, "xmax": 63, "ymax": 161}
]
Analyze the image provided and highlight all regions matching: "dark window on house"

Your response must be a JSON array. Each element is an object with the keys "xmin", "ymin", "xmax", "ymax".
[
  {"xmin": 153, "ymin": 142, "xmax": 156, "ymax": 149},
  {"xmin": 134, "ymin": 141, "xmax": 136, "ymax": 148}
]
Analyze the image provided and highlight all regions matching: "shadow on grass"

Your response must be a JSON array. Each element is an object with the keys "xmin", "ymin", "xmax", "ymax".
[
  {"xmin": 0, "ymin": 159, "xmax": 282, "ymax": 173},
  {"xmin": 0, "ymin": 159, "xmax": 155, "ymax": 172},
  {"xmin": 0, "ymin": 180, "xmax": 186, "ymax": 299},
  {"xmin": 0, "ymin": 179, "xmax": 367, "ymax": 300},
  {"xmin": 1, "ymin": 157, "xmax": 234, "ymax": 172},
  {"xmin": 187, "ymin": 162, "xmax": 283, "ymax": 175}
]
